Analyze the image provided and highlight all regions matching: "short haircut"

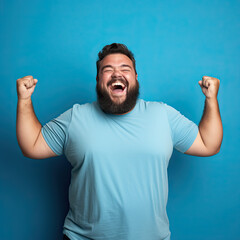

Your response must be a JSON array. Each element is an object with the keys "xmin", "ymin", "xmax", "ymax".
[{"xmin": 96, "ymin": 43, "xmax": 137, "ymax": 80}]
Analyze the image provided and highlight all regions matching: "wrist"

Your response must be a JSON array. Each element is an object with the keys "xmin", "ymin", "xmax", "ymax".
[
  {"xmin": 205, "ymin": 97, "xmax": 219, "ymax": 109},
  {"xmin": 18, "ymin": 97, "xmax": 32, "ymax": 106},
  {"xmin": 205, "ymin": 96, "xmax": 218, "ymax": 102},
  {"xmin": 18, "ymin": 96, "xmax": 32, "ymax": 102}
]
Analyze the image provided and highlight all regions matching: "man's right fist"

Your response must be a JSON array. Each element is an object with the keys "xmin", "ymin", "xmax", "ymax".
[{"xmin": 17, "ymin": 76, "xmax": 38, "ymax": 100}]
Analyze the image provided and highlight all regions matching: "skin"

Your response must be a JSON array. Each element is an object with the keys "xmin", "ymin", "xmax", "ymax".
[
  {"xmin": 16, "ymin": 55, "xmax": 222, "ymax": 159},
  {"xmin": 185, "ymin": 76, "xmax": 223, "ymax": 156},
  {"xmin": 16, "ymin": 76, "xmax": 56, "ymax": 159},
  {"xmin": 97, "ymin": 53, "xmax": 138, "ymax": 106}
]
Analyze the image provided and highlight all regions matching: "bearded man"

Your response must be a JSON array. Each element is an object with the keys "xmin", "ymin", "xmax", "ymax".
[{"xmin": 16, "ymin": 43, "xmax": 223, "ymax": 240}]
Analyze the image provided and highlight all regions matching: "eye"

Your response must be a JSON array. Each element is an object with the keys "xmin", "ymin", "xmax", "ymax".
[
  {"xmin": 103, "ymin": 69, "xmax": 113, "ymax": 73},
  {"xmin": 122, "ymin": 69, "xmax": 130, "ymax": 72}
]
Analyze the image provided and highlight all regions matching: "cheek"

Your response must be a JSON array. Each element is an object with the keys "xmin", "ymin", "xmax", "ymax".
[
  {"xmin": 99, "ymin": 80, "xmax": 110, "ymax": 90},
  {"xmin": 102, "ymin": 73, "xmax": 111, "ymax": 81},
  {"xmin": 99, "ymin": 75, "xmax": 108, "ymax": 85},
  {"xmin": 128, "ymin": 75, "xmax": 137, "ymax": 84}
]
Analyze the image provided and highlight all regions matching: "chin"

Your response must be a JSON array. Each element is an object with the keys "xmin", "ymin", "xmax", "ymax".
[
  {"xmin": 111, "ymin": 96, "xmax": 126, "ymax": 104},
  {"xmin": 96, "ymin": 80, "xmax": 139, "ymax": 114}
]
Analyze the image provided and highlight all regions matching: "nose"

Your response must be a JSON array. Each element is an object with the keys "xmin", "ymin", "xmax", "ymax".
[{"xmin": 111, "ymin": 68, "xmax": 122, "ymax": 78}]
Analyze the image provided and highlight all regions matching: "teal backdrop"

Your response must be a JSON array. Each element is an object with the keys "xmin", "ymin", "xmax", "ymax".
[{"xmin": 0, "ymin": 0, "xmax": 239, "ymax": 239}]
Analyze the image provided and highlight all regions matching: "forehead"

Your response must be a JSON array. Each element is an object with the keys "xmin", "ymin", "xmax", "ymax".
[{"xmin": 100, "ymin": 53, "xmax": 133, "ymax": 68}]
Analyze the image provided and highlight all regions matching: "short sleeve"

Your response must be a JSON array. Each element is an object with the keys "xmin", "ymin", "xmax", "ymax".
[
  {"xmin": 164, "ymin": 104, "xmax": 198, "ymax": 153},
  {"xmin": 41, "ymin": 108, "xmax": 73, "ymax": 155}
]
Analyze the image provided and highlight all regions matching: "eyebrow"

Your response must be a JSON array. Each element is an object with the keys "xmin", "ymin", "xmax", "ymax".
[{"xmin": 101, "ymin": 64, "xmax": 132, "ymax": 71}]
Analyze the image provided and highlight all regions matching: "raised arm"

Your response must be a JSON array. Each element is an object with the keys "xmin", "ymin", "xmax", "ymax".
[
  {"xmin": 16, "ymin": 76, "xmax": 57, "ymax": 159},
  {"xmin": 185, "ymin": 76, "xmax": 223, "ymax": 156}
]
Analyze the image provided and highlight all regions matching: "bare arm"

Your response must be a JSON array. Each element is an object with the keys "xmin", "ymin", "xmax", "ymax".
[
  {"xmin": 16, "ymin": 76, "xmax": 57, "ymax": 159},
  {"xmin": 185, "ymin": 76, "xmax": 223, "ymax": 156}
]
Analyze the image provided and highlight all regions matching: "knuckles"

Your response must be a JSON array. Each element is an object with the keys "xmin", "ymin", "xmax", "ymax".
[
  {"xmin": 17, "ymin": 75, "xmax": 34, "ymax": 85},
  {"xmin": 202, "ymin": 76, "xmax": 220, "ymax": 86},
  {"xmin": 17, "ymin": 75, "xmax": 33, "ymax": 81},
  {"xmin": 202, "ymin": 76, "xmax": 220, "ymax": 82}
]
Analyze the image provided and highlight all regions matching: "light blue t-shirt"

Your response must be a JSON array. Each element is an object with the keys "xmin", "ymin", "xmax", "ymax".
[{"xmin": 41, "ymin": 99, "xmax": 198, "ymax": 240}]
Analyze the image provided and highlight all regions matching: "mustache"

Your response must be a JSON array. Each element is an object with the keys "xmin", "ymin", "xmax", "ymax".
[{"xmin": 107, "ymin": 78, "xmax": 128, "ymax": 88}]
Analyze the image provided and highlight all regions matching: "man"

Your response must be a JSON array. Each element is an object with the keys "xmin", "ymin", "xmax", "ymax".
[{"xmin": 16, "ymin": 43, "xmax": 223, "ymax": 240}]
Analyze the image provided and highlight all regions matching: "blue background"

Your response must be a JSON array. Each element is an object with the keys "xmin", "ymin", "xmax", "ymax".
[{"xmin": 0, "ymin": 0, "xmax": 239, "ymax": 239}]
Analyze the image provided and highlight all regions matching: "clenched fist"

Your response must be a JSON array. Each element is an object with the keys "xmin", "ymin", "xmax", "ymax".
[
  {"xmin": 17, "ymin": 75, "xmax": 38, "ymax": 100},
  {"xmin": 198, "ymin": 76, "xmax": 220, "ymax": 99}
]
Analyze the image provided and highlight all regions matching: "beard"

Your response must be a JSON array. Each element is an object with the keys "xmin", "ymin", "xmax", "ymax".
[{"xmin": 96, "ymin": 79, "xmax": 139, "ymax": 114}]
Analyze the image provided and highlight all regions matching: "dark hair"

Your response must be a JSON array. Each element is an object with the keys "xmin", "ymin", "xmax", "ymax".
[{"xmin": 96, "ymin": 43, "xmax": 137, "ymax": 80}]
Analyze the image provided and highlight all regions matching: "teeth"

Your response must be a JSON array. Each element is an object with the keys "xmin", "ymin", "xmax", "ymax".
[{"xmin": 112, "ymin": 82, "xmax": 125, "ymax": 87}]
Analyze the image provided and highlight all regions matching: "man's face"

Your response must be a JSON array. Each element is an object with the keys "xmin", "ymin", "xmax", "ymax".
[{"xmin": 96, "ymin": 53, "xmax": 139, "ymax": 114}]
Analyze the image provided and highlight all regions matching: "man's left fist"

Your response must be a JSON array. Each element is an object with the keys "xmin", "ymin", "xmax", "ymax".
[{"xmin": 198, "ymin": 76, "xmax": 220, "ymax": 99}]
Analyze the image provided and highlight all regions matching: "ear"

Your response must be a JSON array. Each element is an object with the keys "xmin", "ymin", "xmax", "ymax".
[{"xmin": 136, "ymin": 74, "xmax": 138, "ymax": 81}]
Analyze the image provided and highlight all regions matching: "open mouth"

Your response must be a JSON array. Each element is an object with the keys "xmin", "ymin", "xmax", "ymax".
[{"xmin": 109, "ymin": 81, "xmax": 127, "ymax": 95}]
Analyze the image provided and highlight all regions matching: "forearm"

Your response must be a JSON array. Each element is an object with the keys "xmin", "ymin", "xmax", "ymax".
[
  {"xmin": 199, "ymin": 97, "xmax": 223, "ymax": 154},
  {"xmin": 16, "ymin": 98, "xmax": 42, "ymax": 156}
]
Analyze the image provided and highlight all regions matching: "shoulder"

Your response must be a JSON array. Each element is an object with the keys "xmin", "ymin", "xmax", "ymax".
[
  {"xmin": 136, "ymin": 99, "xmax": 172, "ymax": 121},
  {"xmin": 72, "ymin": 102, "xmax": 96, "ymax": 113},
  {"xmin": 72, "ymin": 102, "xmax": 94, "ymax": 110},
  {"xmin": 138, "ymin": 99, "xmax": 182, "ymax": 122},
  {"xmin": 70, "ymin": 102, "xmax": 101, "ymax": 120},
  {"xmin": 139, "ymin": 99, "xmax": 170, "ymax": 111},
  {"xmin": 139, "ymin": 98, "xmax": 163, "ymax": 106}
]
